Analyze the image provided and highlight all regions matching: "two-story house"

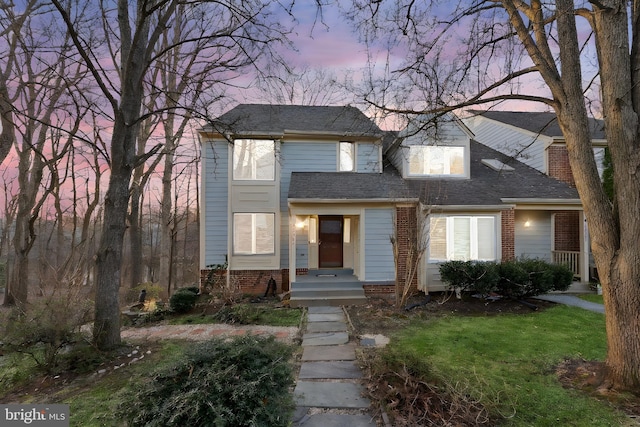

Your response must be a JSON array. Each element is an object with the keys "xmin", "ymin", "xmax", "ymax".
[{"xmin": 199, "ymin": 105, "xmax": 586, "ymax": 306}]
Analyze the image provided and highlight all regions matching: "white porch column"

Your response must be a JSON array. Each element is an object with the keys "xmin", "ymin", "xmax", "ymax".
[
  {"xmin": 579, "ymin": 211, "xmax": 590, "ymax": 283},
  {"xmin": 289, "ymin": 211, "xmax": 296, "ymax": 284}
]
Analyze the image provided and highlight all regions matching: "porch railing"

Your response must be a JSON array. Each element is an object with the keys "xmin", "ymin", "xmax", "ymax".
[{"xmin": 551, "ymin": 250, "xmax": 580, "ymax": 279}]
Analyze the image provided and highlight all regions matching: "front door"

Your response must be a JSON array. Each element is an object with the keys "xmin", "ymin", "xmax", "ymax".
[{"xmin": 319, "ymin": 215, "xmax": 343, "ymax": 268}]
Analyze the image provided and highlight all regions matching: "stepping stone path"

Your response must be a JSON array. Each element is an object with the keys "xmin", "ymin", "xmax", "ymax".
[{"xmin": 292, "ymin": 306, "xmax": 377, "ymax": 427}]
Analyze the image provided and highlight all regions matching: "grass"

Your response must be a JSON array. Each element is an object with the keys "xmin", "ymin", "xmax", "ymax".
[
  {"xmin": 64, "ymin": 341, "xmax": 186, "ymax": 427},
  {"xmin": 382, "ymin": 305, "xmax": 627, "ymax": 426},
  {"xmin": 579, "ymin": 293, "xmax": 604, "ymax": 304}
]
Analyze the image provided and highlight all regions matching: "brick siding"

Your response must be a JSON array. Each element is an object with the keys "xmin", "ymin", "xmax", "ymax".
[
  {"xmin": 395, "ymin": 206, "xmax": 419, "ymax": 297},
  {"xmin": 548, "ymin": 145, "xmax": 576, "ymax": 187},
  {"xmin": 501, "ymin": 208, "xmax": 515, "ymax": 261},
  {"xmin": 554, "ymin": 211, "xmax": 580, "ymax": 251}
]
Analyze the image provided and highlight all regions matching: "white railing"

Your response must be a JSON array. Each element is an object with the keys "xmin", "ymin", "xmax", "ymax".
[{"xmin": 552, "ymin": 250, "xmax": 580, "ymax": 279}]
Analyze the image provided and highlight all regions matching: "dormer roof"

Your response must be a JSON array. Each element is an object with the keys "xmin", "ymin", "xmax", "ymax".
[{"xmin": 468, "ymin": 110, "xmax": 605, "ymax": 140}]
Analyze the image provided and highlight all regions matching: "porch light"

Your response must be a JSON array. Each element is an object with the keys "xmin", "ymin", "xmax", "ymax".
[
  {"xmin": 295, "ymin": 217, "xmax": 308, "ymax": 229},
  {"xmin": 524, "ymin": 219, "xmax": 531, "ymax": 227}
]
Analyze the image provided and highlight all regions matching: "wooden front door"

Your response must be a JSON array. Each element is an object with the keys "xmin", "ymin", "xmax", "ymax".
[{"xmin": 319, "ymin": 215, "xmax": 343, "ymax": 268}]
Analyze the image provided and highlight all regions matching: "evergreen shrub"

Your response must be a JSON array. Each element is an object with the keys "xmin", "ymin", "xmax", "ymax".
[{"xmin": 117, "ymin": 335, "xmax": 295, "ymax": 427}]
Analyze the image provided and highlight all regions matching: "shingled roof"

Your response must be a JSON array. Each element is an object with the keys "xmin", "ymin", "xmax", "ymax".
[
  {"xmin": 288, "ymin": 165, "xmax": 413, "ymax": 201},
  {"xmin": 288, "ymin": 140, "xmax": 579, "ymax": 206},
  {"xmin": 209, "ymin": 104, "xmax": 383, "ymax": 137},
  {"xmin": 469, "ymin": 110, "xmax": 606, "ymax": 140}
]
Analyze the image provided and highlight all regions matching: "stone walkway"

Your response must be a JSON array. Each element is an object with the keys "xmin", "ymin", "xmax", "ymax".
[
  {"xmin": 292, "ymin": 306, "xmax": 377, "ymax": 427},
  {"xmin": 534, "ymin": 294, "xmax": 605, "ymax": 314}
]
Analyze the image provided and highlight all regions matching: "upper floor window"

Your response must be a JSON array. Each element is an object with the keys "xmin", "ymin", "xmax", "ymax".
[
  {"xmin": 233, "ymin": 139, "xmax": 275, "ymax": 180},
  {"xmin": 409, "ymin": 145, "xmax": 464, "ymax": 176},
  {"xmin": 339, "ymin": 141, "xmax": 355, "ymax": 172}
]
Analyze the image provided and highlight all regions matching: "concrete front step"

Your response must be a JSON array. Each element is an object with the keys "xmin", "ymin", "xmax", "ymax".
[
  {"xmin": 307, "ymin": 268, "xmax": 354, "ymax": 276},
  {"xmin": 290, "ymin": 281, "xmax": 367, "ymax": 307},
  {"xmin": 292, "ymin": 281, "xmax": 362, "ymax": 289}
]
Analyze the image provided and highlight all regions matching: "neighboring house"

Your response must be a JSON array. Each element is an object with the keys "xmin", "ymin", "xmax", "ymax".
[
  {"xmin": 199, "ymin": 105, "xmax": 587, "ymax": 305},
  {"xmin": 463, "ymin": 110, "xmax": 606, "ymax": 282}
]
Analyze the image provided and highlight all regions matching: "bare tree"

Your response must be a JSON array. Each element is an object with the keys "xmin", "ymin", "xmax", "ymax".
[
  {"xmin": 52, "ymin": 0, "xmax": 294, "ymax": 349},
  {"xmin": 347, "ymin": 0, "xmax": 640, "ymax": 390},
  {"xmin": 253, "ymin": 64, "xmax": 354, "ymax": 105},
  {"xmin": 1, "ymin": 3, "xmax": 87, "ymax": 307}
]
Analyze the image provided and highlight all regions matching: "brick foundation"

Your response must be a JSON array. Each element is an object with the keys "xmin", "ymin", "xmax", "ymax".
[
  {"xmin": 363, "ymin": 284, "xmax": 396, "ymax": 297},
  {"xmin": 200, "ymin": 269, "xmax": 284, "ymax": 295}
]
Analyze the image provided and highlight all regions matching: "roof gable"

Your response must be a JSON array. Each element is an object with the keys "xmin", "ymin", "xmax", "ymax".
[{"xmin": 209, "ymin": 104, "xmax": 382, "ymax": 137}]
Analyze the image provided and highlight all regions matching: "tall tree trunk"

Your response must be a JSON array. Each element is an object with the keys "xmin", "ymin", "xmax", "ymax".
[
  {"xmin": 92, "ymin": 114, "xmax": 137, "ymax": 349},
  {"xmin": 128, "ymin": 180, "xmax": 144, "ymax": 288},
  {"xmin": 556, "ymin": 0, "xmax": 640, "ymax": 389}
]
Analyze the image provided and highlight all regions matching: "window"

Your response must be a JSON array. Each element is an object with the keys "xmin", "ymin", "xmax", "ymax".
[
  {"xmin": 429, "ymin": 216, "xmax": 496, "ymax": 261},
  {"xmin": 233, "ymin": 139, "xmax": 275, "ymax": 180},
  {"xmin": 233, "ymin": 213, "xmax": 275, "ymax": 255},
  {"xmin": 409, "ymin": 146, "xmax": 464, "ymax": 176},
  {"xmin": 339, "ymin": 141, "xmax": 355, "ymax": 172}
]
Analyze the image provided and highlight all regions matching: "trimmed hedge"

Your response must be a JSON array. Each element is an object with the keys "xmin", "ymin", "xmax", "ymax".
[
  {"xmin": 117, "ymin": 335, "xmax": 295, "ymax": 427},
  {"xmin": 439, "ymin": 258, "xmax": 573, "ymax": 298}
]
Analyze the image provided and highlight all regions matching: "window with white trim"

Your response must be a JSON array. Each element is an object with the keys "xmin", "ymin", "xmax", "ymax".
[
  {"xmin": 429, "ymin": 215, "xmax": 496, "ymax": 261},
  {"xmin": 339, "ymin": 141, "xmax": 355, "ymax": 172},
  {"xmin": 233, "ymin": 139, "xmax": 275, "ymax": 180},
  {"xmin": 233, "ymin": 213, "xmax": 275, "ymax": 255},
  {"xmin": 409, "ymin": 145, "xmax": 465, "ymax": 176}
]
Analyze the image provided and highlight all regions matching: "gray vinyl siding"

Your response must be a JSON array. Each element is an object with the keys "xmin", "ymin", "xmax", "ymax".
[
  {"xmin": 279, "ymin": 141, "xmax": 339, "ymax": 268},
  {"xmin": 295, "ymin": 227, "xmax": 309, "ymax": 268},
  {"xmin": 203, "ymin": 141, "xmax": 229, "ymax": 267},
  {"xmin": 514, "ymin": 210, "xmax": 552, "ymax": 261},
  {"xmin": 357, "ymin": 142, "xmax": 380, "ymax": 172},
  {"xmin": 465, "ymin": 117, "xmax": 546, "ymax": 173},
  {"xmin": 280, "ymin": 142, "xmax": 337, "ymax": 210},
  {"xmin": 363, "ymin": 208, "xmax": 395, "ymax": 281}
]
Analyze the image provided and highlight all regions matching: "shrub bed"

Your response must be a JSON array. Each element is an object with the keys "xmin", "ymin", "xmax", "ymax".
[{"xmin": 439, "ymin": 258, "xmax": 573, "ymax": 298}]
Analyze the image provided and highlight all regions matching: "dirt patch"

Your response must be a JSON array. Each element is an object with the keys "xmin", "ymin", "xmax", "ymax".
[
  {"xmin": 346, "ymin": 293, "xmax": 554, "ymax": 336},
  {"xmin": 556, "ymin": 359, "xmax": 640, "ymax": 422}
]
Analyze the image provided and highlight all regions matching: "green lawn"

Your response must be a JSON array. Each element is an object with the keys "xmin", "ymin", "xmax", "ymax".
[
  {"xmin": 382, "ymin": 305, "xmax": 627, "ymax": 426},
  {"xmin": 579, "ymin": 293, "xmax": 604, "ymax": 304}
]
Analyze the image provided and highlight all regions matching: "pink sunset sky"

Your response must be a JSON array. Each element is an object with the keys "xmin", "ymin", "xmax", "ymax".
[{"xmin": 0, "ymin": 1, "xmax": 600, "ymax": 216}]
